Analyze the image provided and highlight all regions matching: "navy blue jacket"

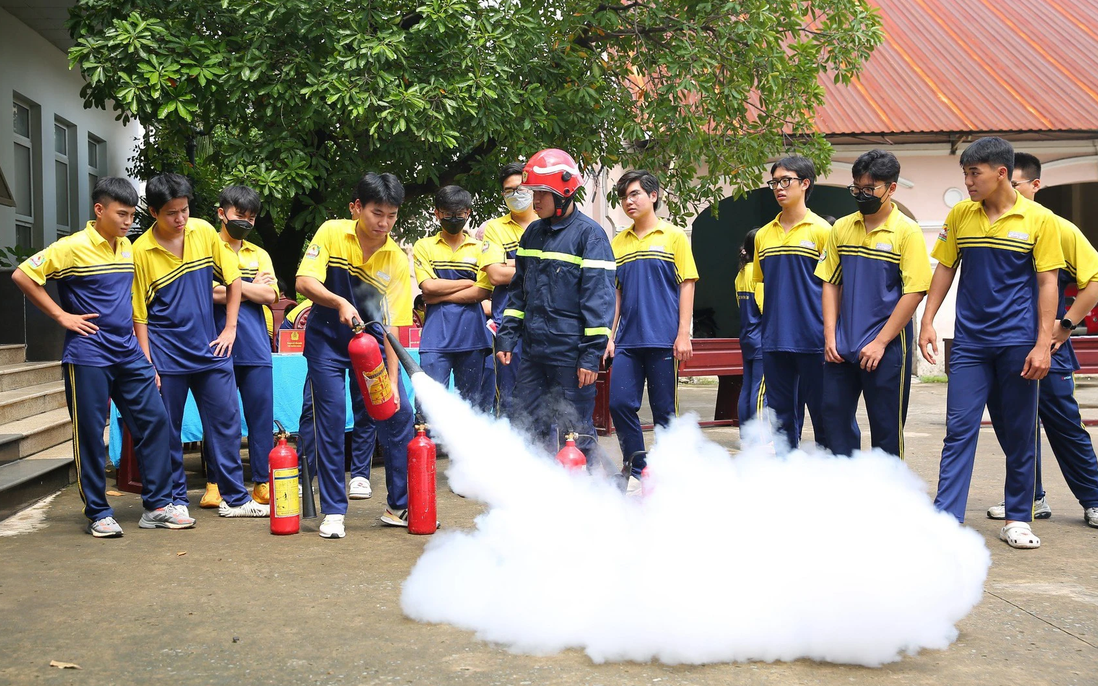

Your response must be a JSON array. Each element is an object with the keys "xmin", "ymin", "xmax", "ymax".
[{"xmin": 496, "ymin": 208, "xmax": 616, "ymax": 370}]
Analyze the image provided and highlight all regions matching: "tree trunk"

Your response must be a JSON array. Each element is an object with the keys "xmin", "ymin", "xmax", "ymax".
[{"xmin": 254, "ymin": 212, "xmax": 309, "ymax": 301}]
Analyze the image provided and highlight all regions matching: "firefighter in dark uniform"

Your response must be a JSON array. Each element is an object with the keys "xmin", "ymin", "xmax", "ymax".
[{"xmin": 496, "ymin": 148, "xmax": 616, "ymax": 466}]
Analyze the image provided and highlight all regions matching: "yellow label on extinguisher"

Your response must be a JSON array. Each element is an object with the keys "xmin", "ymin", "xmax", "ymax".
[
  {"xmin": 363, "ymin": 363, "xmax": 394, "ymax": 406},
  {"xmin": 273, "ymin": 467, "xmax": 300, "ymax": 517}
]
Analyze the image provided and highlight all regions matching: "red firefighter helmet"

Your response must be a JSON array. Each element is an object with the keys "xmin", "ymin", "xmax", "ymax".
[{"xmin": 522, "ymin": 149, "xmax": 581, "ymax": 198}]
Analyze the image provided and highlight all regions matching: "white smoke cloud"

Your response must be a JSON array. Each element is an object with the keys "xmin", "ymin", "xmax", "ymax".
[{"xmin": 402, "ymin": 374, "xmax": 991, "ymax": 667}]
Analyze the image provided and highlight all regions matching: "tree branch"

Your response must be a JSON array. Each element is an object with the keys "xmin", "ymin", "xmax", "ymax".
[{"xmin": 402, "ymin": 138, "xmax": 498, "ymax": 197}]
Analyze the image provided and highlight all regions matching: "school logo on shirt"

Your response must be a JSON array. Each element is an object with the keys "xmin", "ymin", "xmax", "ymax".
[
  {"xmin": 121, "ymin": 251, "xmax": 131, "ymax": 258},
  {"xmin": 937, "ymin": 226, "xmax": 949, "ymax": 242},
  {"xmin": 818, "ymin": 249, "xmax": 827, "ymax": 262},
  {"xmin": 249, "ymin": 261, "xmax": 259, "ymax": 269},
  {"xmin": 875, "ymin": 243, "xmax": 892, "ymax": 251},
  {"xmin": 464, "ymin": 257, "xmax": 477, "ymax": 264},
  {"xmin": 305, "ymin": 244, "xmax": 320, "ymax": 259},
  {"xmin": 482, "ymin": 240, "xmax": 491, "ymax": 253},
  {"xmin": 1008, "ymin": 231, "xmax": 1030, "ymax": 241},
  {"xmin": 799, "ymin": 240, "xmax": 816, "ymax": 249},
  {"xmin": 29, "ymin": 253, "xmax": 45, "ymax": 267}
]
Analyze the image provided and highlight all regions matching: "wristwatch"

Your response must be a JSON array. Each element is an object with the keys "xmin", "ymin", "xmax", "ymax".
[{"xmin": 1060, "ymin": 317, "xmax": 1076, "ymax": 331}]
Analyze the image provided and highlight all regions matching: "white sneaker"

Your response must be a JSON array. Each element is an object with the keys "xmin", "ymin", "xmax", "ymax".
[
  {"xmin": 173, "ymin": 504, "xmax": 190, "ymax": 519},
  {"xmin": 348, "ymin": 476, "xmax": 372, "ymax": 500},
  {"xmin": 217, "ymin": 499, "xmax": 270, "ymax": 518},
  {"xmin": 86, "ymin": 516, "xmax": 124, "ymax": 538},
  {"xmin": 380, "ymin": 508, "xmax": 409, "ymax": 527},
  {"xmin": 1085, "ymin": 507, "xmax": 1098, "ymax": 528},
  {"xmin": 319, "ymin": 514, "xmax": 345, "ymax": 539},
  {"xmin": 986, "ymin": 496, "xmax": 1052, "ymax": 520}
]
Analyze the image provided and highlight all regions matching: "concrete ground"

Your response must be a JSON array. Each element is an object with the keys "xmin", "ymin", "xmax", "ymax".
[{"xmin": 1, "ymin": 379, "xmax": 1096, "ymax": 685}]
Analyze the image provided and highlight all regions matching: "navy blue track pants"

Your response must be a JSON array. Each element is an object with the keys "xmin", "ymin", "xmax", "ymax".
[
  {"xmin": 609, "ymin": 347, "xmax": 677, "ymax": 476},
  {"xmin": 63, "ymin": 361, "xmax": 172, "ymax": 520},
  {"xmin": 820, "ymin": 332, "xmax": 912, "ymax": 459},
  {"xmin": 934, "ymin": 344, "xmax": 1038, "ymax": 523},
  {"xmin": 160, "ymin": 364, "xmax": 251, "ymax": 507}
]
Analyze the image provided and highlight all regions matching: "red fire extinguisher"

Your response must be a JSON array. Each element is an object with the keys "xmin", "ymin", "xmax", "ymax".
[
  {"xmin": 407, "ymin": 423, "xmax": 437, "ymax": 535},
  {"xmin": 556, "ymin": 433, "xmax": 587, "ymax": 471},
  {"xmin": 269, "ymin": 421, "xmax": 300, "ymax": 535},
  {"xmin": 348, "ymin": 321, "xmax": 397, "ymax": 421}
]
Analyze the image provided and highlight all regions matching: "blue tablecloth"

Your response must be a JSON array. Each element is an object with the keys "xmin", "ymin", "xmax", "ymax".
[{"xmin": 108, "ymin": 351, "xmax": 418, "ymax": 465}]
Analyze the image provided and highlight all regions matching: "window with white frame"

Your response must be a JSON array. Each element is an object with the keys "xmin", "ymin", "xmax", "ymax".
[
  {"xmin": 54, "ymin": 119, "xmax": 76, "ymax": 236},
  {"xmin": 87, "ymin": 135, "xmax": 105, "ymax": 219},
  {"xmin": 12, "ymin": 100, "xmax": 35, "ymax": 248}
]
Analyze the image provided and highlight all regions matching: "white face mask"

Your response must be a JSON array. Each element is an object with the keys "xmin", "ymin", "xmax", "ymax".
[{"xmin": 504, "ymin": 188, "xmax": 533, "ymax": 212}]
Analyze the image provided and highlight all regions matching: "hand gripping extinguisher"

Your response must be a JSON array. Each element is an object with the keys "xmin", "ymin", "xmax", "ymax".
[
  {"xmin": 556, "ymin": 432, "xmax": 587, "ymax": 471},
  {"xmin": 407, "ymin": 420, "xmax": 437, "ymax": 535},
  {"xmin": 348, "ymin": 319, "xmax": 397, "ymax": 421},
  {"xmin": 269, "ymin": 421, "xmax": 300, "ymax": 535}
]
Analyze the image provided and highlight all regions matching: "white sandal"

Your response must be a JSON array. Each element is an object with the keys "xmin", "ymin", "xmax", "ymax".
[{"xmin": 999, "ymin": 522, "xmax": 1041, "ymax": 549}]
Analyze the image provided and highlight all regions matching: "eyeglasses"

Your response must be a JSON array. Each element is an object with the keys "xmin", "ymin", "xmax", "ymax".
[
  {"xmin": 847, "ymin": 184, "xmax": 885, "ymax": 197},
  {"xmin": 766, "ymin": 177, "xmax": 804, "ymax": 190},
  {"xmin": 1010, "ymin": 179, "xmax": 1036, "ymax": 189}
]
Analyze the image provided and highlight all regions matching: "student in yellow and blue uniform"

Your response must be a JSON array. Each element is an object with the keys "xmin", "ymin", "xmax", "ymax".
[
  {"xmin": 202, "ymin": 186, "xmax": 279, "ymax": 507},
  {"xmin": 815, "ymin": 150, "xmax": 931, "ymax": 459},
  {"xmin": 413, "ymin": 185, "xmax": 493, "ymax": 403},
  {"xmin": 132, "ymin": 173, "xmax": 269, "ymax": 519},
  {"xmin": 752, "ymin": 156, "xmax": 833, "ymax": 452},
  {"xmin": 496, "ymin": 149, "xmax": 616, "ymax": 466},
  {"xmin": 281, "ymin": 300, "xmax": 310, "ymax": 333},
  {"xmin": 607, "ymin": 170, "xmax": 698, "ymax": 477},
  {"xmin": 983, "ymin": 153, "xmax": 1098, "ymax": 529},
  {"xmin": 479, "ymin": 162, "xmax": 540, "ymax": 416},
  {"xmin": 11, "ymin": 178, "xmax": 194, "ymax": 537},
  {"xmin": 919, "ymin": 137, "xmax": 1063, "ymax": 550},
  {"xmin": 735, "ymin": 228, "xmax": 765, "ymax": 433},
  {"xmin": 296, "ymin": 172, "xmax": 414, "ymax": 539}
]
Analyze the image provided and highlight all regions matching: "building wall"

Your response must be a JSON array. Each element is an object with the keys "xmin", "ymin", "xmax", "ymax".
[{"xmin": 0, "ymin": 8, "xmax": 140, "ymax": 251}]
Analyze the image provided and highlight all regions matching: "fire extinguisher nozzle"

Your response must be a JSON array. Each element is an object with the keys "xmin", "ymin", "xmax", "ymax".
[{"xmin": 386, "ymin": 332, "xmax": 425, "ymax": 376}]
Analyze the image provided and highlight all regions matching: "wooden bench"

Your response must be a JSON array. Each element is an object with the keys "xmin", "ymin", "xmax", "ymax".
[
  {"xmin": 1070, "ymin": 337, "xmax": 1098, "ymax": 426},
  {"xmin": 593, "ymin": 338, "xmax": 744, "ymax": 435}
]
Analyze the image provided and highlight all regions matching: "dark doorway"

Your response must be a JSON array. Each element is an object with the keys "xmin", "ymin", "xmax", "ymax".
[
  {"xmin": 690, "ymin": 186, "xmax": 860, "ymax": 339},
  {"xmin": 1036, "ymin": 182, "xmax": 1098, "ymax": 246}
]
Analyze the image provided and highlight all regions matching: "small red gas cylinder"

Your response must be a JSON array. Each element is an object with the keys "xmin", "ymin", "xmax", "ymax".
[
  {"xmin": 556, "ymin": 433, "xmax": 587, "ymax": 471},
  {"xmin": 348, "ymin": 329, "xmax": 397, "ymax": 421},
  {"xmin": 269, "ymin": 423, "xmax": 300, "ymax": 535},
  {"xmin": 407, "ymin": 424, "xmax": 437, "ymax": 535},
  {"xmin": 640, "ymin": 466, "xmax": 653, "ymax": 498}
]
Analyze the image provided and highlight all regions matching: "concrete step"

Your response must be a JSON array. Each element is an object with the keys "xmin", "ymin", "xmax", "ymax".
[
  {"xmin": 0, "ymin": 381, "xmax": 66, "ymax": 425},
  {"xmin": 0, "ymin": 434, "xmax": 18, "ymax": 465},
  {"xmin": 0, "ymin": 441, "xmax": 74, "ymax": 521},
  {"xmin": 0, "ymin": 361, "xmax": 61, "ymax": 392},
  {"xmin": 0, "ymin": 344, "xmax": 25, "ymax": 366},
  {"xmin": 0, "ymin": 408, "xmax": 72, "ymax": 463}
]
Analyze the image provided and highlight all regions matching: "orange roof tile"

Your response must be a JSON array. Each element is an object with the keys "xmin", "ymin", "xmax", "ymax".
[{"xmin": 815, "ymin": 0, "xmax": 1098, "ymax": 135}]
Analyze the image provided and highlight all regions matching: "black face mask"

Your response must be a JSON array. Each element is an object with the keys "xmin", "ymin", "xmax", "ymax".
[
  {"xmin": 855, "ymin": 193, "xmax": 884, "ymax": 216},
  {"xmin": 225, "ymin": 218, "xmax": 254, "ymax": 241},
  {"xmin": 439, "ymin": 216, "xmax": 467, "ymax": 234}
]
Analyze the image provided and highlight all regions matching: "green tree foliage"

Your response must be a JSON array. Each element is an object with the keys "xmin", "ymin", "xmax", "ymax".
[{"xmin": 69, "ymin": 0, "xmax": 881, "ymax": 292}]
